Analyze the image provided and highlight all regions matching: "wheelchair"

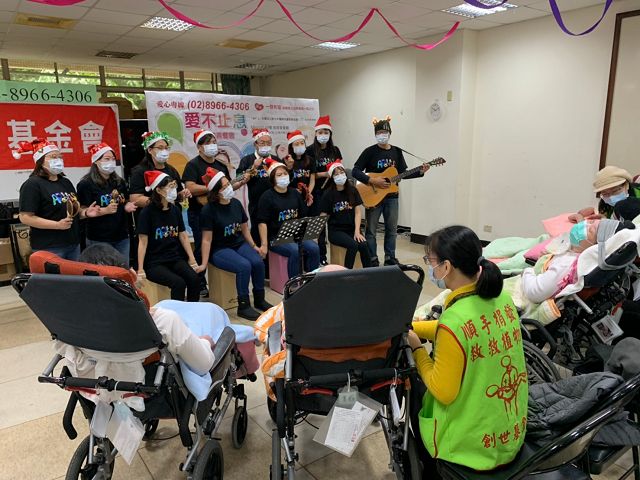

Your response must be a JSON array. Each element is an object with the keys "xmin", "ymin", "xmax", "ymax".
[
  {"xmin": 12, "ymin": 269, "xmax": 251, "ymax": 480},
  {"xmin": 268, "ymin": 265, "xmax": 425, "ymax": 479}
]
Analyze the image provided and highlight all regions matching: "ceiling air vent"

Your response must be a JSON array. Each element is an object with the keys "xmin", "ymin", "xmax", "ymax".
[
  {"xmin": 15, "ymin": 13, "xmax": 76, "ymax": 29},
  {"xmin": 234, "ymin": 63, "xmax": 271, "ymax": 71},
  {"xmin": 96, "ymin": 50, "xmax": 138, "ymax": 59}
]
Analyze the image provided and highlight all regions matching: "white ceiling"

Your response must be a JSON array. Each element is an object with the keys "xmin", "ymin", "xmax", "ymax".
[{"xmin": 0, "ymin": 0, "xmax": 605, "ymax": 76}]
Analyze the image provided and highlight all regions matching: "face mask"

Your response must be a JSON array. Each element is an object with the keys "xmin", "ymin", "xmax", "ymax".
[
  {"xmin": 603, "ymin": 192, "xmax": 628, "ymax": 206},
  {"xmin": 258, "ymin": 146, "xmax": 271, "ymax": 157},
  {"xmin": 376, "ymin": 133, "xmax": 390, "ymax": 145},
  {"xmin": 98, "ymin": 160, "xmax": 117, "ymax": 174},
  {"xmin": 155, "ymin": 150, "xmax": 170, "ymax": 163},
  {"xmin": 316, "ymin": 134, "xmax": 330, "ymax": 145},
  {"xmin": 293, "ymin": 145, "xmax": 306, "ymax": 156},
  {"xmin": 570, "ymin": 221, "xmax": 588, "ymax": 247},
  {"xmin": 165, "ymin": 187, "xmax": 178, "ymax": 202},
  {"xmin": 221, "ymin": 185, "xmax": 234, "ymax": 201},
  {"xmin": 427, "ymin": 262, "xmax": 448, "ymax": 289},
  {"xmin": 203, "ymin": 144, "xmax": 218, "ymax": 157},
  {"xmin": 333, "ymin": 173, "xmax": 347, "ymax": 186},
  {"xmin": 47, "ymin": 158, "xmax": 64, "ymax": 175},
  {"xmin": 276, "ymin": 176, "xmax": 290, "ymax": 189}
]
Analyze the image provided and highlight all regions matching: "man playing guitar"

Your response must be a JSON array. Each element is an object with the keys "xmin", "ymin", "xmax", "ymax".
[{"xmin": 352, "ymin": 116, "xmax": 430, "ymax": 266}]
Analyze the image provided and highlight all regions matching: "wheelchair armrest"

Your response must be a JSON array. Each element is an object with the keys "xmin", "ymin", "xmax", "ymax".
[{"xmin": 210, "ymin": 326, "xmax": 235, "ymax": 373}]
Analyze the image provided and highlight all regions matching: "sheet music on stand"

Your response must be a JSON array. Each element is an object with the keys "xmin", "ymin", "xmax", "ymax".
[{"xmin": 271, "ymin": 216, "xmax": 327, "ymax": 275}]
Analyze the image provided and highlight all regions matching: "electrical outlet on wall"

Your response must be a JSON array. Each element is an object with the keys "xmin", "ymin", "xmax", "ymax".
[{"xmin": 483, "ymin": 225, "xmax": 493, "ymax": 233}]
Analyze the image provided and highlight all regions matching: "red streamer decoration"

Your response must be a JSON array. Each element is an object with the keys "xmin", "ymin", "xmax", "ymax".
[
  {"xmin": 27, "ymin": 0, "xmax": 87, "ymax": 4},
  {"xmin": 157, "ymin": 0, "xmax": 266, "ymax": 30}
]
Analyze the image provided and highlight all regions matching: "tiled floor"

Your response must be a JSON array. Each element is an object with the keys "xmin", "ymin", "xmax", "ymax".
[{"xmin": 0, "ymin": 236, "xmax": 634, "ymax": 479}]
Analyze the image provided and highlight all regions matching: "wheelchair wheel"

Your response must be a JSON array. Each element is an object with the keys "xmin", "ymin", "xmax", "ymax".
[
  {"xmin": 270, "ymin": 429, "xmax": 283, "ymax": 480},
  {"xmin": 66, "ymin": 435, "xmax": 115, "ymax": 480},
  {"xmin": 523, "ymin": 340, "xmax": 560, "ymax": 384},
  {"xmin": 143, "ymin": 419, "xmax": 159, "ymax": 440},
  {"xmin": 232, "ymin": 406, "xmax": 249, "ymax": 449},
  {"xmin": 192, "ymin": 439, "xmax": 223, "ymax": 480}
]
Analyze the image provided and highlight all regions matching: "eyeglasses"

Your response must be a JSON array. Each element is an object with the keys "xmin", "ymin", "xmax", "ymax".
[
  {"xmin": 165, "ymin": 181, "xmax": 178, "ymax": 189},
  {"xmin": 600, "ymin": 184, "xmax": 626, "ymax": 197},
  {"xmin": 422, "ymin": 255, "xmax": 439, "ymax": 265},
  {"xmin": 152, "ymin": 146, "xmax": 170, "ymax": 151},
  {"xmin": 256, "ymin": 141, "xmax": 272, "ymax": 147}
]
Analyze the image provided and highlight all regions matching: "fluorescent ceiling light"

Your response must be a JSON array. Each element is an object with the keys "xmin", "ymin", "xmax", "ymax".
[
  {"xmin": 141, "ymin": 16, "xmax": 195, "ymax": 32},
  {"xmin": 312, "ymin": 41, "xmax": 359, "ymax": 51},
  {"xmin": 443, "ymin": 1, "xmax": 517, "ymax": 19}
]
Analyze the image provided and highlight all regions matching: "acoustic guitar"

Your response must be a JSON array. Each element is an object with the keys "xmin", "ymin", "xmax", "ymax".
[{"xmin": 356, "ymin": 157, "xmax": 446, "ymax": 208}]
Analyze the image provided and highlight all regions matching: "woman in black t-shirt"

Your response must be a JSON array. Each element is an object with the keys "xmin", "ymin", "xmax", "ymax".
[
  {"xmin": 16, "ymin": 139, "xmax": 100, "ymax": 261},
  {"xmin": 77, "ymin": 143, "xmax": 137, "ymax": 265},
  {"xmin": 286, "ymin": 130, "xmax": 315, "ymax": 207},
  {"xmin": 137, "ymin": 170, "xmax": 200, "ymax": 302},
  {"xmin": 196, "ymin": 168, "xmax": 272, "ymax": 320},
  {"xmin": 257, "ymin": 159, "xmax": 320, "ymax": 278},
  {"xmin": 320, "ymin": 161, "xmax": 371, "ymax": 269}
]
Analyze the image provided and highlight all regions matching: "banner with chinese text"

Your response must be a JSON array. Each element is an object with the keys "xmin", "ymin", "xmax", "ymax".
[
  {"xmin": 144, "ymin": 91, "xmax": 319, "ymax": 179},
  {"xmin": 0, "ymin": 102, "xmax": 120, "ymax": 200}
]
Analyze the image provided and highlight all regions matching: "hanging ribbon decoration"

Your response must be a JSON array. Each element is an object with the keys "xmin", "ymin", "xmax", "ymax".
[{"xmin": 27, "ymin": 0, "xmax": 618, "ymax": 38}]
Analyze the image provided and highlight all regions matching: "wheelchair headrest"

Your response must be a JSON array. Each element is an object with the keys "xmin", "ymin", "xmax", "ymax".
[
  {"xmin": 584, "ymin": 241, "xmax": 637, "ymax": 288},
  {"xmin": 283, "ymin": 266, "xmax": 422, "ymax": 348},
  {"xmin": 28, "ymin": 251, "xmax": 150, "ymax": 308},
  {"xmin": 18, "ymin": 273, "xmax": 162, "ymax": 353}
]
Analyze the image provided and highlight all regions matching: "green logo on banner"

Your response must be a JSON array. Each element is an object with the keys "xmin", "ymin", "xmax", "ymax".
[{"xmin": 0, "ymin": 80, "xmax": 97, "ymax": 104}]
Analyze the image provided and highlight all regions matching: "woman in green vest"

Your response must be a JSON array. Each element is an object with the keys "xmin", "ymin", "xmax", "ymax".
[{"xmin": 408, "ymin": 225, "xmax": 528, "ymax": 475}]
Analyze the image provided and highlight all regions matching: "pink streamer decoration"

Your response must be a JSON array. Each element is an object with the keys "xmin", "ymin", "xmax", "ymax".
[
  {"xmin": 157, "ymin": 0, "xmax": 266, "ymax": 30},
  {"xmin": 27, "ymin": 0, "xmax": 87, "ymax": 5}
]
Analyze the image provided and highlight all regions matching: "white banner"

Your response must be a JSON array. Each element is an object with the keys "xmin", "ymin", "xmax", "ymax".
[{"xmin": 145, "ymin": 91, "xmax": 320, "ymax": 180}]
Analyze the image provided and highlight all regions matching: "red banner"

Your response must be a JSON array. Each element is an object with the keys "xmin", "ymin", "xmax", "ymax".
[{"xmin": 0, "ymin": 103, "xmax": 120, "ymax": 170}]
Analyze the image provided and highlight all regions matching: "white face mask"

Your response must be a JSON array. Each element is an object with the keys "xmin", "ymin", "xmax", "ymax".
[
  {"xmin": 376, "ymin": 133, "xmax": 390, "ymax": 145},
  {"xmin": 47, "ymin": 158, "xmax": 64, "ymax": 175},
  {"xmin": 333, "ymin": 173, "xmax": 347, "ymax": 186},
  {"xmin": 203, "ymin": 144, "xmax": 218, "ymax": 157},
  {"xmin": 220, "ymin": 185, "xmax": 234, "ymax": 201},
  {"xmin": 98, "ymin": 160, "xmax": 117, "ymax": 174},
  {"xmin": 276, "ymin": 176, "xmax": 290, "ymax": 189},
  {"xmin": 316, "ymin": 134, "xmax": 330, "ymax": 145},
  {"xmin": 258, "ymin": 146, "xmax": 271, "ymax": 157},
  {"xmin": 155, "ymin": 150, "xmax": 170, "ymax": 163},
  {"xmin": 165, "ymin": 187, "xmax": 178, "ymax": 202},
  {"xmin": 293, "ymin": 145, "xmax": 306, "ymax": 156}
]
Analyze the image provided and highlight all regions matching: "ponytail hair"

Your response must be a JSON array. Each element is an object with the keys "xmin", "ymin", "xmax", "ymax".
[{"xmin": 426, "ymin": 225, "xmax": 502, "ymax": 299}]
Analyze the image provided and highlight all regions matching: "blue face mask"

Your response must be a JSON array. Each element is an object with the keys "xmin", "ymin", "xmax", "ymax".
[
  {"xmin": 603, "ymin": 192, "xmax": 628, "ymax": 207},
  {"xmin": 427, "ymin": 262, "xmax": 448, "ymax": 289},
  {"xmin": 569, "ymin": 221, "xmax": 588, "ymax": 247}
]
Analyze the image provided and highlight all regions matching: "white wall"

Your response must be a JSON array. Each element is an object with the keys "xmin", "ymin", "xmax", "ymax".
[{"xmin": 263, "ymin": 0, "xmax": 640, "ymax": 238}]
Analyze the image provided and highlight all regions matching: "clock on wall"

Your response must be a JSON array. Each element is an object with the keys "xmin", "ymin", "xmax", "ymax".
[{"xmin": 429, "ymin": 101, "xmax": 442, "ymax": 121}]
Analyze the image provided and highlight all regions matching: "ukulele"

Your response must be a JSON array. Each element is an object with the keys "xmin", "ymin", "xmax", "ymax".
[
  {"xmin": 196, "ymin": 167, "xmax": 258, "ymax": 206},
  {"xmin": 356, "ymin": 157, "xmax": 446, "ymax": 208}
]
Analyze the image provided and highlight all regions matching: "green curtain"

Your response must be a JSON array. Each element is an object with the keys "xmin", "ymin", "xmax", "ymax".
[{"xmin": 221, "ymin": 74, "xmax": 250, "ymax": 95}]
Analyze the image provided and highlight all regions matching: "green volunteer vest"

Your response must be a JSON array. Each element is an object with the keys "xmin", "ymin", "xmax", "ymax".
[{"xmin": 418, "ymin": 286, "xmax": 528, "ymax": 471}]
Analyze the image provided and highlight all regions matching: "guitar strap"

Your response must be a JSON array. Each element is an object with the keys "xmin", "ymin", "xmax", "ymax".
[{"xmin": 397, "ymin": 147, "xmax": 429, "ymax": 164}]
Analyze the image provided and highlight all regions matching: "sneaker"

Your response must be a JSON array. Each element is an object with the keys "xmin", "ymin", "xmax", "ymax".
[
  {"xmin": 384, "ymin": 257, "xmax": 400, "ymax": 266},
  {"xmin": 371, "ymin": 258, "xmax": 380, "ymax": 267},
  {"xmin": 199, "ymin": 287, "xmax": 209, "ymax": 298},
  {"xmin": 320, "ymin": 258, "xmax": 329, "ymax": 266}
]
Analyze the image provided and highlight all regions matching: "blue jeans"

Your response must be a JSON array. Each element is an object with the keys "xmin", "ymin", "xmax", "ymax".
[
  {"xmin": 210, "ymin": 242, "xmax": 265, "ymax": 297},
  {"xmin": 34, "ymin": 244, "xmax": 81, "ymax": 261},
  {"xmin": 271, "ymin": 240, "xmax": 320, "ymax": 277},
  {"xmin": 365, "ymin": 196, "xmax": 399, "ymax": 261},
  {"xmin": 86, "ymin": 238, "xmax": 130, "ymax": 267}
]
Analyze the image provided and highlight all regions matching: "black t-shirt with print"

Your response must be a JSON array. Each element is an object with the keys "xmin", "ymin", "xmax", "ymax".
[
  {"xmin": 77, "ymin": 176, "xmax": 129, "ymax": 242},
  {"xmin": 182, "ymin": 155, "xmax": 230, "ymax": 213},
  {"xmin": 19, "ymin": 175, "xmax": 80, "ymax": 249},
  {"xmin": 200, "ymin": 198, "xmax": 248, "ymax": 252},
  {"xmin": 290, "ymin": 154, "xmax": 316, "ymax": 188},
  {"xmin": 237, "ymin": 154, "xmax": 281, "ymax": 215},
  {"xmin": 256, "ymin": 188, "xmax": 306, "ymax": 242},
  {"xmin": 306, "ymin": 144, "xmax": 342, "ymax": 192},
  {"xmin": 320, "ymin": 187, "xmax": 363, "ymax": 232},
  {"xmin": 129, "ymin": 160, "xmax": 184, "ymax": 197},
  {"xmin": 352, "ymin": 145, "xmax": 422, "ymax": 199},
  {"xmin": 137, "ymin": 203, "xmax": 185, "ymax": 268}
]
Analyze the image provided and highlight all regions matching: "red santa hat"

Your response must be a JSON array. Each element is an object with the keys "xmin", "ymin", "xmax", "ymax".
[
  {"xmin": 144, "ymin": 170, "xmax": 169, "ymax": 192},
  {"xmin": 201, "ymin": 167, "xmax": 226, "ymax": 191},
  {"xmin": 89, "ymin": 143, "xmax": 115, "ymax": 163},
  {"xmin": 287, "ymin": 130, "xmax": 305, "ymax": 145},
  {"xmin": 326, "ymin": 159, "xmax": 345, "ymax": 178},
  {"xmin": 264, "ymin": 158, "xmax": 286, "ymax": 177},
  {"xmin": 315, "ymin": 115, "xmax": 332, "ymax": 131},
  {"xmin": 193, "ymin": 129, "xmax": 215, "ymax": 145},
  {"xmin": 252, "ymin": 128, "xmax": 271, "ymax": 142},
  {"xmin": 11, "ymin": 138, "xmax": 59, "ymax": 163}
]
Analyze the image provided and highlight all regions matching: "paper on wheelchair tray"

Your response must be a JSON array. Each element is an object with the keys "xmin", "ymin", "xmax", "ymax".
[{"xmin": 106, "ymin": 402, "xmax": 145, "ymax": 465}]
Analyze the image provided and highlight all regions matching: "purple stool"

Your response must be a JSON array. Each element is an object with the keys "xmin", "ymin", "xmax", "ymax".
[{"xmin": 268, "ymin": 251, "xmax": 289, "ymax": 295}]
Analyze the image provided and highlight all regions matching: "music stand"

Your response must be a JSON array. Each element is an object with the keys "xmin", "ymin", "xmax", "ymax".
[{"xmin": 271, "ymin": 216, "xmax": 328, "ymax": 275}]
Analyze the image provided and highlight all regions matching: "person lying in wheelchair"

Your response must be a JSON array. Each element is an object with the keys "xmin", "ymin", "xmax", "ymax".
[{"xmin": 410, "ymin": 225, "xmax": 528, "ymax": 476}]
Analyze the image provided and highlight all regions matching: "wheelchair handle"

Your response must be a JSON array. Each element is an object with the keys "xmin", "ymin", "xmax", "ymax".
[
  {"xmin": 304, "ymin": 367, "xmax": 414, "ymax": 389},
  {"xmin": 39, "ymin": 374, "xmax": 159, "ymax": 395}
]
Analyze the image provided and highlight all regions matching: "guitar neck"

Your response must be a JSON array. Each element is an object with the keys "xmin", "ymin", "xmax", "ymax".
[{"xmin": 390, "ymin": 165, "xmax": 422, "ymax": 184}]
